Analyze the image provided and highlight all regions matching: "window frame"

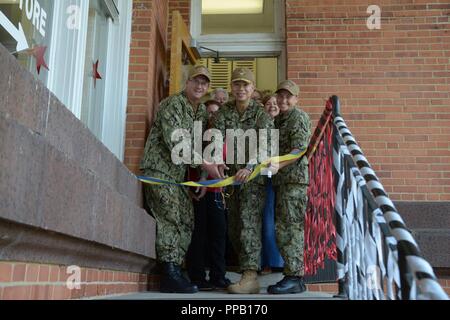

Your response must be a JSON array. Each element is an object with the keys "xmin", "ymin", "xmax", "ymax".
[
  {"xmin": 46, "ymin": 0, "xmax": 132, "ymax": 160},
  {"xmin": 190, "ymin": 0, "xmax": 286, "ymax": 81}
]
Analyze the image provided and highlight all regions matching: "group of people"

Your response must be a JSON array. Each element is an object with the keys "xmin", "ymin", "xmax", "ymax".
[{"xmin": 140, "ymin": 65, "xmax": 311, "ymax": 294}]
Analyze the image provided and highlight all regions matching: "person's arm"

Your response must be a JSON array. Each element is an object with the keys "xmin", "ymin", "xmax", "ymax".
[
  {"xmin": 159, "ymin": 97, "xmax": 184, "ymax": 152},
  {"xmin": 236, "ymin": 108, "xmax": 275, "ymax": 183},
  {"xmin": 269, "ymin": 111, "xmax": 311, "ymax": 173}
]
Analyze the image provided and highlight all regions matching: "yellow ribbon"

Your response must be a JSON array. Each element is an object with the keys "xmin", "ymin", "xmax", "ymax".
[{"xmin": 138, "ymin": 150, "xmax": 307, "ymax": 188}]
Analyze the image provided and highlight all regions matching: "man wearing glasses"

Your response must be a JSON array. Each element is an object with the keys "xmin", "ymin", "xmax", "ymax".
[{"xmin": 141, "ymin": 65, "xmax": 225, "ymax": 293}]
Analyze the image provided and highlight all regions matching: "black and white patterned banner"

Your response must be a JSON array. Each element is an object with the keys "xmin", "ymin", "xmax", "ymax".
[
  {"xmin": 333, "ymin": 132, "xmax": 400, "ymax": 299},
  {"xmin": 333, "ymin": 108, "xmax": 448, "ymax": 300}
]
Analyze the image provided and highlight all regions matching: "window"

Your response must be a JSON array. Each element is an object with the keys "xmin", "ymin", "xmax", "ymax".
[
  {"xmin": 80, "ymin": 0, "xmax": 110, "ymax": 140},
  {"xmin": 0, "ymin": 0, "xmax": 54, "ymax": 84},
  {"xmin": 201, "ymin": 0, "xmax": 274, "ymax": 35},
  {"xmin": 191, "ymin": 0, "xmax": 286, "ymax": 84},
  {"xmin": 0, "ymin": 0, "xmax": 133, "ymax": 160}
]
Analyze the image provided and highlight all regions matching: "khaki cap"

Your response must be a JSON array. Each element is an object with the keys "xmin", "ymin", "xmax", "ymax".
[
  {"xmin": 231, "ymin": 68, "xmax": 255, "ymax": 84},
  {"xmin": 189, "ymin": 65, "xmax": 211, "ymax": 82},
  {"xmin": 276, "ymin": 80, "xmax": 300, "ymax": 96}
]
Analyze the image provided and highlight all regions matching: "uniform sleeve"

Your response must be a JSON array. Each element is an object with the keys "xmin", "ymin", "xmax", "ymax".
[
  {"xmin": 256, "ymin": 109, "xmax": 275, "ymax": 163},
  {"xmin": 212, "ymin": 108, "xmax": 227, "ymax": 142},
  {"xmin": 290, "ymin": 111, "xmax": 311, "ymax": 152},
  {"xmin": 159, "ymin": 97, "xmax": 185, "ymax": 152}
]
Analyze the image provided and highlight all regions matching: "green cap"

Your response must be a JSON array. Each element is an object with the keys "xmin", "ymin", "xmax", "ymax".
[
  {"xmin": 276, "ymin": 80, "xmax": 299, "ymax": 96},
  {"xmin": 231, "ymin": 68, "xmax": 255, "ymax": 84},
  {"xmin": 189, "ymin": 65, "xmax": 211, "ymax": 82}
]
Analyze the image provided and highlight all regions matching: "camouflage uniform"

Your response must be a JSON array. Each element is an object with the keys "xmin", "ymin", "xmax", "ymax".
[
  {"xmin": 141, "ymin": 91, "xmax": 208, "ymax": 265},
  {"xmin": 273, "ymin": 106, "xmax": 311, "ymax": 276},
  {"xmin": 213, "ymin": 99, "xmax": 274, "ymax": 271}
]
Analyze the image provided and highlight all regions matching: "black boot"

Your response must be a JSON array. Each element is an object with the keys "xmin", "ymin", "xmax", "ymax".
[
  {"xmin": 160, "ymin": 262, "xmax": 198, "ymax": 293},
  {"xmin": 267, "ymin": 276, "xmax": 306, "ymax": 294}
]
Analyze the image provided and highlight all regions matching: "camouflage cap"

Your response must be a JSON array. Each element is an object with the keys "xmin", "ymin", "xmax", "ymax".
[
  {"xmin": 231, "ymin": 68, "xmax": 255, "ymax": 84},
  {"xmin": 276, "ymin": 80, "xmax": 300, "ymax": 96},
  {"xmin": 188, "ymin": 65, "xmax": 211, "ymax": 82}
]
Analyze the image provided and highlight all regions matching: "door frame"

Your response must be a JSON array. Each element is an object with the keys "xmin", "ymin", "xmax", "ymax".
[
  {"xmin": 169, "ymin": 10, "xmax": 201, "ymax": 95},
  {"xmin": 189, "ymin": 0, "xmax": 286, "ymax": 82}
]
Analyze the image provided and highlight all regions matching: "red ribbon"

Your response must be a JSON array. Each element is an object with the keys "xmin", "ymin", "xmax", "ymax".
[{"xmin": 304, "ymin": 100, "xmax": 337, "ymax": 276}]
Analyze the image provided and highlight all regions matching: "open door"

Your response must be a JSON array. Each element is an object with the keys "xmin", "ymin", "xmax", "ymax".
[{"xmin": 169, "ymin": 10, "xmax": 201, "ymax": 95}]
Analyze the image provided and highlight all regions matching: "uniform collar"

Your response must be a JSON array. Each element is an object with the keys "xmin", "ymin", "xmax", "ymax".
[
  {"xmin": 181, "ymin": 91, "xmax": 206, "ymax": 118},
  {"xmin": 229, "ymin": 99, "xmax": 260, "ymax": 122},
  {"xmin": 278, "ymin": 106, "xmax": 296, "ymax": 120}
]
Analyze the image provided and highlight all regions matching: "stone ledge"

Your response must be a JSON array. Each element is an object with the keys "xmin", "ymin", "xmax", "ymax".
[
  {"xmin": 0, "ymin": 218, "xmax": 156, "ymax": 273},
  {"xmin": 0, "ymin": 113, "xmax": 155, "ymax": 258},
  {"xmin": 0, "ymin": 43, "xmax": 156, "ymax": 270},
  {"xmin": 0, "ymin": 43, "xmax": 142, "ymax": 208}
]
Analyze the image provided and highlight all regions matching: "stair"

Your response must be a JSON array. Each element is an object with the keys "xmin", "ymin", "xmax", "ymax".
[{"xmin": 99, "ymin": 272, "xmax": 340, "ymax": 300}]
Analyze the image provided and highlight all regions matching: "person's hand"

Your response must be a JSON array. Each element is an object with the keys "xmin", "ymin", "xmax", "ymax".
[
  {"xmin": 218, "ymin": 163, "xmax": 229, "ymax": 179},
  {"xmin": 268, "ymin": 162, "xmax": 280, "ymax": 175},
  {"xmin": 192, "ymin": 186, "xmax": 207, "ymax": 201},
  {"xmin": 235, "ymin": 168, "xmax": 252, "ymax": 183},
  {"xmin": 189, "ymin": 176, "xmax": 207, "ymax": 201},
  {"xmin": 202, "ymin": 161, "xmax": 229, "ymax": 179}
]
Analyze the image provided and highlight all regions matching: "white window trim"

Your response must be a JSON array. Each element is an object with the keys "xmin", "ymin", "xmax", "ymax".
[
  {"xmin": 46, "ymin": 0, "xmax": 131, "ymax": 160},
  {"xmin": 101, "ymin": 0, "xmax": 132, "ymax": 160},
  {"xmin": 190, "ymin": 0, "xmax": 286, "ymax": 81},
  {"xmin": 47, "ymin": 0, "xmax": 89, "ymax": 119}
]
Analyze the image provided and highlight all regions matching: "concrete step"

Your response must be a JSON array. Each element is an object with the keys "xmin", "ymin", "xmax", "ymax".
[{"xmin": 100, "ymin": 272, "xmax": 339, "ymax": 300}]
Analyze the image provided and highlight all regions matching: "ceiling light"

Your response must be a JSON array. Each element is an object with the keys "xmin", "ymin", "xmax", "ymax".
[{"xmin": 202, "ymin": 0, "xmax": 264, "ymax": 15}]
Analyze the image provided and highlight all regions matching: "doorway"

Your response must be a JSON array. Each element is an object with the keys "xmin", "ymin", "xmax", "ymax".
[{"xmin": 199, "ymin": 57, "xmax": 278, "ymax": 94}]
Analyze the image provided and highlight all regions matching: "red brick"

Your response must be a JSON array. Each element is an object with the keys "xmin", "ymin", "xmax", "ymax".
[
  {"xmin": 25, "ymin": 264, "xmax": 39, "ymax": 282},
  {"xmin": 12, "ymin": 263, "xmax": 26, "ymax": 282},
  {"xmin": 320, "ymin": 284, "xmax": 339, "ymax": 293},
  {"xmin": 49, "ymin": 265, "xmax": 60, "ymax": 282},
  {"xmin": 59, "ymin": 266, "xmax": 70, "ymax": 282},
  {"xmin": 0, "ymin": 262, "xmax": 13, "ymax": 282},
  {"xmin": 85, "ymin": 284, "xmax": 98, "ymax": 297},
  {"xmin": 2, "ymin": 286, "xmax": 31, "ymax": 300},
  {"xmin": 38, "ymin": 265, "xmax": 50, "ymax": 282},
  {"xmin": 285, "ymin": 0, "xmax": 450, "ymax": 200},
  {"xmin": 31, "ymin": 285, "xmax": 52, "ymax": 300},
  {"xmin": 52, "ymin": 285, "xmax": 72, "ymax": 300}
]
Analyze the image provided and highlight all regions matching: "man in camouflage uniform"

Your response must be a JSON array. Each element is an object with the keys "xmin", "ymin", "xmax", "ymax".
[
  {"xmin": 141, "ymin": 65, "xmax": 224, "ymax": 293},
  {"xmin": 213, "ymin": 68, "xmax": 274, "ymax": 294},
  {"xmin": 267, "ymin": 80, "xmax": 312, "ymax": 294}
]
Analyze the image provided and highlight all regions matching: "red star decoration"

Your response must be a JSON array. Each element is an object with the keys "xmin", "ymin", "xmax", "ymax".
[
  {"xmin": 93, "ymin": 60, "xmax": 102, "ymax": 88},
  {"xmin": 28, "ymin": 46, "xmax": 49, "ymax": 75}
]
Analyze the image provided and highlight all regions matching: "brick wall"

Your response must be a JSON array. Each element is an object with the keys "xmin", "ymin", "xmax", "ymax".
[
  {"xmin": 125, "ymin": 0, "xmax": 191, "ymax": 174},
  {"xmin": 168, "ymin": 0, "xmax": 191, "ymax": 25},
  {"xmin": 0, "ymin": 261, "xmax": 157, "ymax": 300},
  {"xmin": 286, "ymin": 0, "xmax": 450, "ymax": 201},
  {"xmin": 125, "ymin": 0, "xmax": 169, "ymax": 174}
]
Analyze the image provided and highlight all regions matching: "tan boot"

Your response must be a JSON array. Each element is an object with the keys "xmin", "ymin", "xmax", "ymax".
[{"xmin": 227, "ymin": 270, "xmax": 260, "ymax": 294}]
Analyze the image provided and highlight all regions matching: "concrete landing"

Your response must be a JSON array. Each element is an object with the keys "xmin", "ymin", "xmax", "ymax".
[{"xmin": 101, "ymin": 272, "xmax": 339, "ymax": 300}]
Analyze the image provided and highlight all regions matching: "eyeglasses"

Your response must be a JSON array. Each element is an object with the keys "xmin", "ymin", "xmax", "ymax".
[{"xmin": 189, "ymin": 78, "xmax": 209, "ymax": 87}]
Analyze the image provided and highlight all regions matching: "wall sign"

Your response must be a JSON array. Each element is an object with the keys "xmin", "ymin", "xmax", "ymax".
[{"xmin": 19, "ymin": 0, "xmax": 48, "ymax": 37}]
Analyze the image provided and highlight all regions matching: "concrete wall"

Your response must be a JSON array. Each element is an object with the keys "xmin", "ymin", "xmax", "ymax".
[{"xmin": 0, "ymin": 42, "xmax": 156, "ymax": 283}]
